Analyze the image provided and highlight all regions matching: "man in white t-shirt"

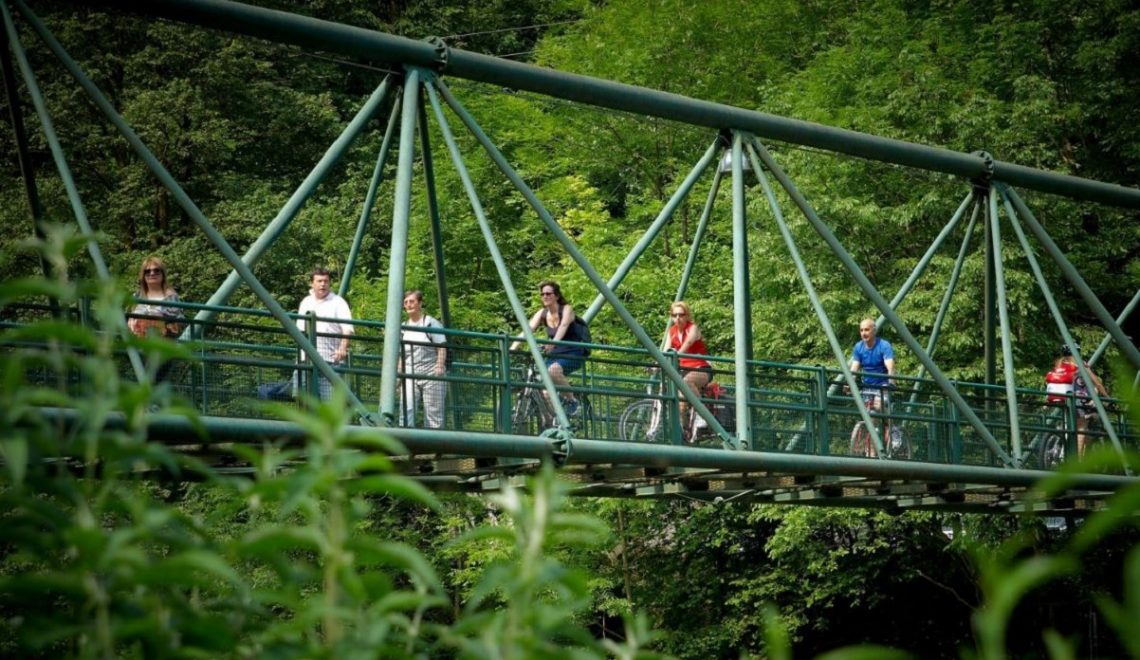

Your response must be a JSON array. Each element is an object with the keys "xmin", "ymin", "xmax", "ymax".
[
  {"xmin": 398, "ymin": 289, "xmax": 447, "ymax": 428},
  {"xmin": 297, "ymin": 267, "xmax": 353, "ymax": 400}
]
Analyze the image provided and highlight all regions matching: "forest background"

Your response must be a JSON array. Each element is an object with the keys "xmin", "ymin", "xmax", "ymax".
[{"xmin": 2, "ymin": 0, "xmax": 1140, "ymax": 657}]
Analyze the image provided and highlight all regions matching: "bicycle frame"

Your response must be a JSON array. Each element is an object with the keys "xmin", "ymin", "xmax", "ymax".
[
  {"xmin": 619, "ymin": 367, "xmax": 711, "ymax": 444},
  {"xmin": 849, "ymin": 386, "xmax": 909, "ymax": 459},
  {"xmin": 509, "ymin": 361, "xmax": 590, "ymax": 435}
]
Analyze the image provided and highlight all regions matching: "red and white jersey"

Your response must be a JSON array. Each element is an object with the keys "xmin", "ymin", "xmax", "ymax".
[{"xmin": 1044, "ymin": 362, "xmax": 1078, "ymax": 403}]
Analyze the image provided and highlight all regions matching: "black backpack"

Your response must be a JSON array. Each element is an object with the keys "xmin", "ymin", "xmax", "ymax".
[{"xmin": 545, "ymin": 305, "xmax": 592, "ymax": 356}]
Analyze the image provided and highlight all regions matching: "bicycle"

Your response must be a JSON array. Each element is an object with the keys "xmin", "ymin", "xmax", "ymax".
[
  {"xmin": 510, "ymin": 360, "xmax": 591, "ymax": 435},
  {"xmin": 618, "ymin": 367, "xmax": 727, "ymax": 444},
  {"xmin": 848, "ymin": 385, "xmax": 911, "ymax": 459},
  {"xmin": 1027, "ymin": 399, "xmax": 1096, "ymax": 469}
]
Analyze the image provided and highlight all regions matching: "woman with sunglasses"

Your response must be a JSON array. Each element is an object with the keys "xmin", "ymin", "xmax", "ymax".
[
  {"xmin": 664, "ymin": 301, "xmax": 711, "ymax": 432},
  {"xmin": 127, "ymin": 256, "xmax": 185, "ymax": 339},
  {"xmin": 510, "ymin": 280, "xmax": 586, "ymax": 415}
]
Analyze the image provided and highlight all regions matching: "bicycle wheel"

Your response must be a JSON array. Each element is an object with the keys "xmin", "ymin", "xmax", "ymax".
[
  {"xmin": 885, "ymin": 423, "xmax": 911, "ymax": 460},
  {"xmin": 1039, "ymin": 432, "xmax": 1066, "ymax": 469},
  {"xmin": 850, "ymin": 423, "xmax": 873, "ymax": 457},
  {"xmin": 511, "ymin": 391, "xmax": 545, "ymax": 436},
  {"xmin": 619, "ymin": 399, "xmax": 663, "ymax": 443}
]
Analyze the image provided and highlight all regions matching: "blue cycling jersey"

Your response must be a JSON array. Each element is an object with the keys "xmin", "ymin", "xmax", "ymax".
[{"xmin": 852, "ymin": 338, "xmax": 894, "ymax": 388}]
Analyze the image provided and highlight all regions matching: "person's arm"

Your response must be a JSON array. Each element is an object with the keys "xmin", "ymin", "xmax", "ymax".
[
  {"xmin": 509, "ymin": 310, "xmax": 543, "ymax": 351},
  {"xmin": 162, "ymin": 291, "xmax": 187, "ymax": 336},
  {"xmin": 1089, "ymin": 369, "xmax": 1108, "ymax": 397},
  {"xmin": 127, "ymin": 304, "xmax": 142, "ymax": 335},
  {"xmin": 297, "ymin": 298, "xmax": 309, "ymax": 335},
  {"xmin": 550, "ymin": 305, "xmax": 575, "ymax": 343},
  {"xmin": 676, "ymin": 323, "xmax": 701, "ymax": 354},
  {"xmin": 431, "ymin": 319, "xmax": 448, "ymax": 375},
  {"xmin": 333, "ymin": 301, "xmax": 352, "ymax": 363},
  {"xmin": 884, "ymin": 357, "xmax": 896, "ymax": 380},
  {"xmin": 435, "ymin": 343, "xmax": 447, "ymax": 375}
]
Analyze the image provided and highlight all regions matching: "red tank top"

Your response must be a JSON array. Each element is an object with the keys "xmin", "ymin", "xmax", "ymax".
[{"xmin": 668, "ymin": 322, "xmax": 710, "ymax": 369}]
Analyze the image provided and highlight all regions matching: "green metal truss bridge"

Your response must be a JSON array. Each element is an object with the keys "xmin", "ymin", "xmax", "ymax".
[{"xmin": 4, "ymin": 0, "xmax": 1140, "ymax": 515}]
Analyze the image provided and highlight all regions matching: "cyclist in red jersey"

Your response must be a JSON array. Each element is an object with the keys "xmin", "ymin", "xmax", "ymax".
[
  {"xmin": 664, "ymin": 301, "xmax": 711, "ymax": 430},
  {"xmin": 1046, "ymin": 344, "xmax": 1108, "ymax": 456}
]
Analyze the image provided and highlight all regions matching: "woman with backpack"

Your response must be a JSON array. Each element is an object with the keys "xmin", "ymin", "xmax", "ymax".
[{"xmin": 510, "ymin": 280, "xmax": 588, "ymax": 415}]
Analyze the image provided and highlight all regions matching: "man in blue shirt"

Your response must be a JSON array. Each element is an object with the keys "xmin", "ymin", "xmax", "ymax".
[{"xmin": 849, "ymin": 318, "xmax": 902, "ymax": 451}]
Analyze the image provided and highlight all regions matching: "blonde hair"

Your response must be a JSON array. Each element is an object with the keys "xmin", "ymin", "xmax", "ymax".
[
  {"xmin": 670, "ymin": 301, "xmax": 692, "ymax": 318},
  {"xmin": 136, "ymin": 256, "xmax": 172, "ymax": 296}
]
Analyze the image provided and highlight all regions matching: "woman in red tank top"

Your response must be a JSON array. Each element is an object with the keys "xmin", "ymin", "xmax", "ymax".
[{"xmin": 665, "ymin": 301, "xmax": 711, "ymax": 430}]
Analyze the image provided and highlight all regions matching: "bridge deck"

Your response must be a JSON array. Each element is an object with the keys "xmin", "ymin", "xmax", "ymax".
[{"xmin": 6, "ymin": 301, "xmax": 1136, "ymax": 515}]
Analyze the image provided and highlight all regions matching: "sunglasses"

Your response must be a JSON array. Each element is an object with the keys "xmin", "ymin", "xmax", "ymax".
[
  {"xmin": 541, "ymin": 291, "xmax": 556, "ymax": 297},
  {"xmin": 670, "ymin": 312, "xmax": 686, "ymax": 317},
  {"xmin": 144, "ymin": 268, "xmax": 164, "ymax": 275}
]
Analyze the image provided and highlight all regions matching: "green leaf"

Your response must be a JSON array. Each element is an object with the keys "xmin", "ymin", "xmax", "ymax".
[
  {"xmin": 1, "ymin": 438, "xmax": 28, "ymax": 486},
  {"xmin": 5, "ymin": 321, "xmax": 100, "ymax": 350},
  {"xmin": 0, "ymin": 277, "xmax": 76, "ymax": 307},
  {"xmin": 344, "ymin": 474, "xmax": 441, "ymax": 511},
  {"xmin": 239, "ymin": 525, "xmax": 327, "ymax": 557},
  {"xmin": 348, "ymin": 538, "xmax": 444, "ymax": 594}
]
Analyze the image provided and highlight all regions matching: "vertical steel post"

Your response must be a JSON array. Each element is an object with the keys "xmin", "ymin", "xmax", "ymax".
[
  {"xmin": 748, "ymin": 139, "xmax": 883, "ymax": 456},
  {"xmin": 983, "ymin": 191, "xmax": 997, "ymax": 387},
  {"xmin": 423, "ymin": 77, "xmax": 572, "ymax": 430},
  {"xmin": 377, "ymin": 70, "xmax": 421, "ymax": 426},
  {"xmin": 1003, "ymin": 186, "xmax": 1140, "ymax": 371},
  {"xmin": 749, "ymin": 139, "xmax": 1013, "ymax": 466},
  {"xmin": 986, "ymin": 187, "xmax": 1022, "ymax": 460},
  {"xmin": 418, "ymin": 88, "xmax": 451, "ymax": 328},
  {"xmin": 341, "ymin": 89, "xmax": 401, "ymax": 297},
  {"xmin": 13, "ymin": 0, "xmax": 373, "ymax": 418},
  {"xmin": 196, "ymin": 76, "xmax": 393, "ymax": 326},
  {"xmin": 1, "ymin": 2, "xmax": 147, "ymax": 381},
  {"xmin": 583, "ymin": 139, "xmax": 720, "ymax": 323},
  {"xmin": 434, "ymin": 77, "xmax": 731, "ymax": 446},
  {"xmin": 730, "ymin": 132, "xmax": 753, "ymax": 449}
]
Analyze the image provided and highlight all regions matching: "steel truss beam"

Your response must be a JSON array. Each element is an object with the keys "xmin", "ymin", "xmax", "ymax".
[
  {"xmin": 74, "ymin": 0, "xmax": 1140, "ymax": 209},
  {"xmin": 40, "ymin": 408, "xmax": 1136, "ymax": 510}
]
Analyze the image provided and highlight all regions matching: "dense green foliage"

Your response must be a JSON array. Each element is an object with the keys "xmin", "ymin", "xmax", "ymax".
[{"xmin": 3, "ymin": 0, "xmax": 1140, "ymax": 658}]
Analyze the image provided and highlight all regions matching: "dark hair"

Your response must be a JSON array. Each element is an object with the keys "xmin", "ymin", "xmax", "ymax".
[
  {"xmin": 310, "ymin": 267, "xmax": 332, "ymax": 281},
  {"xmin": 403, "ymin": 289, "xmax": 424, "ymax": 302},
  {"xmin": 538, "ymin": 280, "xmax": 566, "ymax": 305}
]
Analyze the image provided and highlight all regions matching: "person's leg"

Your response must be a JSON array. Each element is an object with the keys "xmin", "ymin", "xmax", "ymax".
[
  {"xmin": 883, "ymin": 390, "xmax": 903, "ymax": 449},
  {"xmin": 423, "ymin": 379, "xmax": 446, "ymax": 429},
  {"xmin": 401, "ymin": 378, "xmax": 419, "ymax": 427},
  {"xmin": 680, "ymin": 369, "xmax": 710, "ymax": 439},
  {"xmin": 547, "ymin": 360, "xmax": 569, "ymax": 390},
  {"xmin": 859, "ymin": 391, "xmax": 882, "ymax": 456},
  {"xmin": 1077, "ymin": 415, "xmax": 1089, "ymax": 457}
]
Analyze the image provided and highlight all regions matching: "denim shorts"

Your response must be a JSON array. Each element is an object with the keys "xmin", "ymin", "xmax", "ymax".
[{"xmin": 545, "ymin": 355, "xmax": 584, "ymax": 376}]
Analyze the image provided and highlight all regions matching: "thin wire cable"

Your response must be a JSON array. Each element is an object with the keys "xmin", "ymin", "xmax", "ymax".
[{"xmin": 441, "ymin": 19, "xmax": 581, "ymax": 40}]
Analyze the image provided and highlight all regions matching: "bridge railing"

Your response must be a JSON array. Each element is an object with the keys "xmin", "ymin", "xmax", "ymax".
[{"xmin": 3, "ymin": 298, "xmax": 1135, "ymax": 468}]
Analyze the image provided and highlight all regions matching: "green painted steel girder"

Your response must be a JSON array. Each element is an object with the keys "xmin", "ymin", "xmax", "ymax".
[
  {"xmin": 77, "ymin": 0, "xmax": 1140, "ymax": 210},
  {"xmin": 40, "ymin": 408, "xmax": 1140, "ymax": 493}
]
